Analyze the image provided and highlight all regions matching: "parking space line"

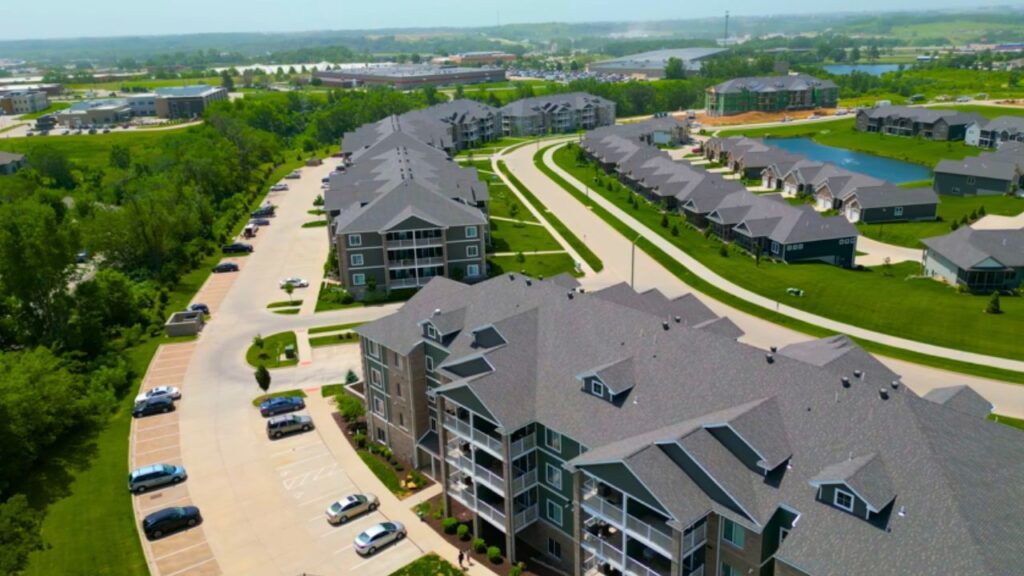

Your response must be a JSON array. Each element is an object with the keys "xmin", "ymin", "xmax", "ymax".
[
  {"xmin": 270, "ymin": 441, "xmax": 322, "ymax": 458},
  {"xmin": 138, "ymin": 495, "xmax": 190, "ymax": 513},
  {"xmin": 163, "ymin": 556, "xmax": 216, "ymax": 576},
  {"xmin": 153, "ymin": 540, "xmax": 208, "ymax": 561},
  {"xmin": 274, "ymin": 451, "xmax": 330, "ymax": 470},
  {"xmin": 138, "ymin": 431, "xmax": 182, "ymax": 442},
  {"xmin": 347, "ymin": 540, "xmax": 412, "ymax": 572},
  {"xmin": 134, "ymin": 445, "xmax": 181, "ymax": 458},
  {"xmin": 136, "ymin": 421, "xmax": 179, "ymax": 432},
  {"xmin": 332, "ymin": 544, "xmax": 352, "ymax": 555}
]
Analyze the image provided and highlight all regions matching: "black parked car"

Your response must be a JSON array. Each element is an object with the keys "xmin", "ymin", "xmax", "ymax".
[
  {"xmin": 212, "ymin": 262, "xmax": 239, "ymax": 273},
  {"xmin": 251, "ymin": 206, "xmax": 275, "ymax": 218},
  {"xmin": 222, "ymin": 242, "xmax": 253, "ymax": 254},
  {"xmin": 143, "ymin": 506, "xmax": 202, "ymax": 540},
  {"xmin": 259, "ymin": 396, "xmax": 306, "ymax": 417},
  {"xmin": 249, "ymin": 218, "xmax": 271, "ymax": 226},
  {"xmin": 132, "ymin": 396, "xmax": 175, "ymax": 418}
]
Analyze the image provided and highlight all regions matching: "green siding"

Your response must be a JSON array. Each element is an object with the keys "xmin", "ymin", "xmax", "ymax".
[{"xmin": 579, "ymin": 462, "xmax": 669, "ymax": 517}]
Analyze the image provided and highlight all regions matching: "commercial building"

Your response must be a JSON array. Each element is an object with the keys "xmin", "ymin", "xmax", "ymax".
[
  {"xmin": 0, "ymin": 83, "xmax": 63, "ymax": 96},
  {"xmin": 153, "ymin": 85, "xmax": 228, "ymax": 119},
  {"xmin": 314, "ymin": 65, "xmax": 507, "ymax": 89},
  {"xmin": 705, "ymin": 75, "xmax": 837, "ymax": 117},
  {"xmin": 55, "ymin": 98, "xmax": 132, "ymax": 127},
  {"xmin": 588, "ymin": 48, "xmax": 726, "ymax": 79},
  {"xmin": 0, "ymin": 89, "xmax": 49, "ymax": 115},
  {"xmin": 444, "ymin": 52, "xmax": 517, "ymax": 66},
  {"xmin": 922, "ymin": 227, "xmax": 1024, "ymax": 291},
  {"xmin": 855, "ymin": 106, "xmax": 984, "ymax": 141},
  {"xmin": 0, "ymin": 151, "xmax": 26, "ymax": 175},
  {"xmin": 353, "ymin": 272, "xmax": 1020, "ymax": 576},
  {"xmin": 500, "ymin": 93, "xmax": 616, "ymax": 137},
  {"xmin": 126, "ymin": 93, "xmax": 158, "ymax": 116}
]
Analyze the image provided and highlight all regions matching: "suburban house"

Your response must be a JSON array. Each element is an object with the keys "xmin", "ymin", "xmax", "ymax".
[
  {"xmin": 704, "ymin": 75, "xmax": 838, "ymax": 116},
  {"xmin": 965, "ymin": 115, "xmax": 1024, "ymax": 148},
  {"xmin": 353, "ymin": 272, "xmax": 1021, "ymax": 576},
  {"xmin": 854, "ymin": 106, "xmax": 984, "ymax": 141},
  {"xmin": 812, "ymin": 171, "xmax": 886, "ymax": 211},
  {"xmin": 922, "ymin": 227, "xmax": 1024, "ymax": 291},
  {"xmin": 500, "ymin": 93, "xmax": 616, "ymax": 137},
  {"xmin": 933, "ymin": 145, "xmax": 1024, "ymax": 196},
  {"xmin": 0, "ymin": 151, "xmax": 26, "ymax": 175},
  {"xmin": 840, "ymin": 184, "xmax": 939, "ymax": 224}
]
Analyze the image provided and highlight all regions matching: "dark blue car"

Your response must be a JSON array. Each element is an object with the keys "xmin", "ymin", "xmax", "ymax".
[
  {"xmin": 259, "ymin": 396, "xmax": 305, "ymax": 417},
  {"xmin": 143, "ymin": 506, "xmax": 202, "ymax": 540}
]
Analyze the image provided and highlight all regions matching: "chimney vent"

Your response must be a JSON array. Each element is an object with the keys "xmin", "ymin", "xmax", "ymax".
[
  {"xmin": 879, "ymin": 388, "xmax": 890, "ymax": 400},
  {"xmin": 567, "ymin": 291, "xmax": 574, "ymax": 300},
  {"xmin": 890, "ymin": 380, "xmax": 900, "ymax": 390},
  {"xmin": 854, "ymin": 370, "xmax": 863, "ymax": 379},
  {"xmin": 841, "ymin": 376, "xmax": 851, "ymax": 388},
  {"xmin": 508, "ymin": 274, "xmax": 515, "ymax": 281},
  {"xmin": 770, "ymin": 345, "xmax": 778, "ymax": 353},
  {"xmin": 662, "ymin": 321, "xmax": 670, "ymax": 331},
  {"xmin": 433, "ymin": 308, "xmax": 442, "ymax": 317},
  {"xmin": 525, "ymin": 279, "xmax": 532, "ymax": 287},
  {"xmin": 766, "ymin": 353, "xmax": 774, "ymax": 364},
  {"xmin": 674, "ymin": 316, "xmax": 681, "ymax": 323}
]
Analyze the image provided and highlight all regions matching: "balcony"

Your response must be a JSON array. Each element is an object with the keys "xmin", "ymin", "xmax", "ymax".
[
  {"xmin": 448, "ymin": 476, "xmax": 476, "ymax": 510},
  {"xmin": 625, "ymin": 557, "xmax": 669, "ymax": 576},
  {"xmin": 509, "ymin": 433, "xmax": 536, "ymax": 458},
  {"xmin": 510, "ymin": 468, "xmax": 537, "ymax": 495},
  {"xmin": 513, "ymin": 504, "xmax": 538, "ymax": 531},
  {"xmin": 582, "ymin": 490, "xmax": 625, "ymax": 526},
  {"xmin": 386, "ymin": 236, "xmax": 444, "ymax": 249},
  {"xmin": 445, "ymin": 446, "xmax": 505, "ymax": 496},
  {"xmin": 682, "ymin": 522, "xmax": 707, "ymax": 554},
  {"xmin": 389, "ymin": 277, "xmax": 427, "ymax": 290},
  {"xmin": 387, "ymin": 256, "xmax": 445, "ymax": 269},
  {"xmin": 443, "ymin": 412, "xmax": 504, "ymax": 457},
  {"xmin": 581, "ymin": 532, "xmax": 624, "ymax": 571},
  {"xmin": 626, "ymin": 512, "xmax": 673, "ymax": 557},
  {"xmin": 477, "ymin": 498, "xmax": 506, "ymax": 529}
]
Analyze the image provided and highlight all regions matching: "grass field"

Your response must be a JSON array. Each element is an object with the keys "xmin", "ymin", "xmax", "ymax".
[
  {"xmin": 267, "ymin": 300, "xmax": 303, "ymax": 308},
  {"xmin": 465, "ymin": 160, "xmax": 535, "ymax": 222},
  {"xmin": 552, "ymin": 145, "xmax": 1023, "ymax": 360},
  {"xmin": 67, "ymin": 77, "xmax": 222, "ymax": 91},
  {"xmin": 246, "ymin": 331, "xmax": 299, "ymax": 368},
  {"xmin": 936, "ymin": 104, "xmax": 1024, "ymax": 120},
  {"xmin": 488, "ymin": 253, "xmax": 581, "ymax": 279},
  {"xmin": 19, "ymin": 102, "xmax": 71, "ymax": 120},
  {"xmin": 490, "ymin": 218, "xmax": 562, "ymax": 253},
  {"xmin": 718, "ymin": 117, "xmax": 982, "ymax": 167},
  {"xmin": 309, "ymin": 332, "xmax": 360, "ymax": 348},
  {"xmin": 0, "ymin": 130, "xmax": 178, "ymax": 166},
  {"xmin": 455, "ymin": 137, "xmax": 532, "ymax": 157},
  {"xmin": 989, "ymin": 413, "xmax": 1024, "ymax": 432},
  {"xmin": 309, "ymin": 321, "xmax": 365, "ymax": 335},
  {"xmin": 388, "ymin": 554, "xmax": 461, "ymax": 576},
  {"xmin": 858, "ymin": 195, "xmax": 1024, "ymax": 248}
]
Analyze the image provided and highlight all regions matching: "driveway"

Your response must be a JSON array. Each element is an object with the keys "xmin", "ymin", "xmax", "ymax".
[{"xmin": 500, "ymin": 141, "xmax": 1024, "ymax": 417}]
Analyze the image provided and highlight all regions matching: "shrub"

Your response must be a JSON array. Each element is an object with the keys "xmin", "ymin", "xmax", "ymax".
[
  {"xmin": 433, "ymin": 509, "xmax": 443, "ymax": 520},
  {"xmin": 336, "ymin": 393, "xmax": 365, "ymax": 422},
  {"xmin": 510, "ymin": 562, "xmax": 525, "ymax": 576},
  {"xmin": 487, "ymin": 546, "xmax": 503, "ymax": 564},
  {"xmin": 987, "ymin": 292, "xmax": 1002, "ymax": 314},
  {"xmin": 660, "ymin": 213, "xmax": 669, "ymax": 228},
  {"xmin": 719, "ymin": 244, "xmax": 729, "ymax": 257},
  {"xmin": 352, "ymin": 430, "xmax": 366, "ymax": 448},
  {"xmin": 671, "ymin": 224, "xmax": 679, "ymax": 236},
  {"xmin": 415, "ymin": 501, "xmax": 432, "ymax": 517},
  {"xmin": 472, "ymin": 537, "xmax": 487, "ymax": 553},
  {"xmin": 457, "ymin": 524, "xmax": 470, "ymax": 541},
  {"xmin": 443, "ymin": 517, "xmax": 458, "ymax": 534},
  {"xmin": 345, "ymin": 369, "xmax": 358, "ymax": 384}
]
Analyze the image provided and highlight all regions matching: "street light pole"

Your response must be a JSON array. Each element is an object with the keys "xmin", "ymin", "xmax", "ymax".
[{"xmin": 631, "ymin": 234, "xmax": 642, "ymax": 288}]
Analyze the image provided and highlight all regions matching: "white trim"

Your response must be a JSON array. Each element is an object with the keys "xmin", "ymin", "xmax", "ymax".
[
  {"xmin": 833, "ymin": 488, "xmax": 855, "ymax": 512},
  {"xmin": 466, "ymin": 245, "xmax": 480, "ymax": 258},
  {"xmin": 445, "ymin": 238, "xmax": 483, "ymax": 244},
  {"xmin": 425, "ymin": 356, "xmax": 434, "ymax": 372},
  {"xmin": 447, "ymin": 256, "xmax": 484, "ymax": 263},
  {"xmin": 545, "ymin": 499, "xmax": 563, "ymax": 526},
  {"xmin": 545, "ymin": 463, "xmax": 563, "ymax": 490},
  {"xmin": 590, "ymin": 380, "xmax": 605, "ymax": 398},
  {"xmin": 347, "ymin": 265, "xmax": 386, "ymax": 271},
  {"xmin": 370, "ymin": 367, "xmax": 382, "ymax": 388},
  {"xmin": 348, "ymin": 234, "xmax": 363, "ymax": 247},
  {"xmin": 350, "ymin": 253, "xmax": 364, "ymax": 266},
  {"xmin": 544, "ymin": 429, "xmax": 562, "ymax": 452},
  {"xmin": 352, "ymin": 273, "xmax": 366, "ymax": 286},
  {"xmin": 722, "ymin": 517, "xmax": 745, "ymax": 549},
  {"xmin": 465, "ymin": 226, "xmax": 479, "ymax": 239},
  {"xmin": 466, "ymin": 264, "xmax": 480, "ymax": 278}
]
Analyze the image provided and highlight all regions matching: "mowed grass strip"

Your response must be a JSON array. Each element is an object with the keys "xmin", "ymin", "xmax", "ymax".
[
  {"xmin": 246, "ymin": 331, "xmax": 299, "ymax": 368},
  {"xmin": 252, "ymin": 389, "xmax": 308, "ymax": 407},
  {"xmin": 308, "ymin": 321, "xmax": 365, "ymax": 335},
  {"xmin": 388, "ymin": 553, "xmax": 461, "ymax": 576},
  {"xmin": 488, "ymin": 253, "xmax": 580, "ymax": 279}
]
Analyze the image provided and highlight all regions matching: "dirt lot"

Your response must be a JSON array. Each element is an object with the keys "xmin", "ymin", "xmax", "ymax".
[{"xmin": 696, "ymin": 108, "xmax": 838, "ymax": 126}]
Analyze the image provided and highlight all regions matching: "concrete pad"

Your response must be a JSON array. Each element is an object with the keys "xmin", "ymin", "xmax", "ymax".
[{"xmin": 137, "ymin": 423, "xmax": 181, "ymax": 442}]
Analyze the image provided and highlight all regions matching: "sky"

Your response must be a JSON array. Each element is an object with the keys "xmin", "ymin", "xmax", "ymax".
[{"xmin": 1, "ymin": 0, "xmax": 1013, "ymax": 40}]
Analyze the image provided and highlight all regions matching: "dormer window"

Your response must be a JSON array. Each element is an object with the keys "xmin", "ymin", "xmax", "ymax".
[
  {"xmin": 833, "ymin": 488, "xmax": 855, "ymax": 512},
  {"xmin": 426, "ymin": 324, "xmax": 437, "ymax": 339},
  {"xmin": 590, "ymin": 380, "xmax": 605, "ymax": 398}
]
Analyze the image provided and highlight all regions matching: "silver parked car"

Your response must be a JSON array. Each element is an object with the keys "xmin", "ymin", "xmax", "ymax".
[
  {"xmin": 326, "ymin": 493, "xmax": 379, "ymax": 525},
  {"xmin": 128, "ymin": 463, "xmax": 187, "ymax": 493},
  {"xmin": 354, "ymin": 521, "xmax": 406, "ymax": 556},
  {"xmin": 266, "ymin": 413, "xmax": 314, "ymax": 439}
]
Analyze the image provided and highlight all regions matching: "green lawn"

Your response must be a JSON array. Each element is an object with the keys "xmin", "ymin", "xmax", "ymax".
[
  {"xmin": 246, "ymin": 331, "xmax": 299, "ymax": 368},
  {"xmin": 717, "ymin": 117, "xmax": 982, "ymax": 167},
  {"xmin": 320, "ymin": 383, "xmax": 347, "ymax": 397},
  {"xmin": 488, "ymin": 253, "xmax": 580, "ymax": 279},
  {"xmin": 67, "ymin": 77, "xmax": 222, "ymax": 91},
  {"xmin": 273, "ymin": 308, "xmax": 300, "ymax": 315},
  {"xmin": 989, "ymin": 413, "xmax": 1024, "ymax": 432},
  {"xmin": 19, "ymin": 102, "xmax": 71, "ymax": 120},
  {"xmin": 465, "ymin": 160, "xmax": 536, "ymax": 222},
  {"xmin": 0, "ymin": 130, "xmax": 177, "ymax": 167},
  {"xmin": 936, "ymin": 104, "xmax": 1024, "ymax": 120},
  {"xmin": 267, "ymin": 300, "xmax": 303, "ymax": 308},
  {"xmin": 388, "ymin": 553, "xmax": 461, "ymax": 576},
  {"xmin": 309, "ymin": 321, "xmax": 365, "ymax": 335},
  {"xmin": 251, "ymin": 389, "xmax": 308, "ymax": 407},
  {"xmin": 302, "ymin": 220, "xmax": 328, "ymax": 227},
  {"xmin": 489, "ymin": 218, "xmax": 562, "ymax": 253},
  {"xmin": 497, "ymin": 160, "xmax": 604, "ymax": 272},
  {"xmin": 358, "ymin": 452, "xmax": 403, "ymax": 495},
  {"xmin": 858, "ymin": 195, "xmax": 1024, "ymax": 248},
  {"xmin": 455, "ymin": 137, "xmax": 532, "ymax": 157},
  {"xmin": 552, "ymin": 145, "xmax": 1024, "ymax": 361},
  {"xmin": 309, "ymin": 332, "xmax": 360, "ymax": 348}
]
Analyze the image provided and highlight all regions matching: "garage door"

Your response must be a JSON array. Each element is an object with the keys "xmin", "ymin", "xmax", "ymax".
[
  {"xmin": 817, "ymin": 197, "xmax": 832, "ymax": 211},
  {"xmin": 846, "ymin": 206, "xmax": 861, "ymax": 222}
]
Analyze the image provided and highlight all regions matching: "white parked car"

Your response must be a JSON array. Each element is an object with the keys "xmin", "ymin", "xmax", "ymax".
[
  {"xmin": 354, "ymin": 521, "xmax": 406, "ymax": 556},
  {"xmin": 279, "ymin": 277, "xmax": 309, "ymax": 288},
  {"xmin": 270, "ymin": 183, "xmax": 289, "ymax": 192},
  {"xmin": 135, "ymin": 386, "xmax": 182, "ymax": 404}
]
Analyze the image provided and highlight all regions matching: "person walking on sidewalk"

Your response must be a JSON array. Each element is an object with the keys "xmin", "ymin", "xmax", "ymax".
[{"xmin": 458, "ymin": 551, "xmax": 465, "ymax": 569}]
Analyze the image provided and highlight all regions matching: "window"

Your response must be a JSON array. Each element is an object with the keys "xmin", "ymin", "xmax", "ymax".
[
  {"xmin": 789, "ymin": 243, "xmax": 803, "ymax": 251},
  {"xmin": 547, "ymin": 538, "xmax": 562, "ymax": 559},
  {"xmin": 966, "ymin": 176, "xmax": 976, "ymax": 185},
  {"xmin": 834, "ymin": 488, "xmax": 855, "ymax": 512},
  {"xmin": 429, "ymin": 416, "xmax": 437, "ymax": 432},
  {"xmin": 393, "ymin": 351, "xmax": 402, "ymax": 368},
  {"xmin": 370, "ymin": 368, "xmax": 382, "ymax": 388},
  {"xmin": 466, "ymin": 264, "xmax": 480, "ymax": 278},
  {"xmin": 545, "ymin": 463, "xmax": 563, "ymax": 489},
  {"xmin": 394, "ymin": 383, "xmax": 402, "ymax": 398},
  {"xmin": 398, "ymin": 412, "xmax": 406, "ymax": 430},
  {"xmin": 425, "ymin": 356, "xmax": 434, "ymax": 372},
  {"xmin": 375, "ymin": 427, "xmax": 386, "ymax": 443},
  {"xmin": 770, "ymin": 241, "xmax": 781, "ymax": 255},
  {"xmin": 348, "ymin": 234, "xmax": 362, "ymax": 247},
  {"xmin": 545, "ymin": 500, "xmax": 563, "ymax": 526},
  {"xmin": 426, "ymin": 324, "xmax": 437, "ymax": 339},
  {"xmin": 372, "ymin": 396, "xmax": 385, "ymax": 416},
  {"xmin": 465, "ymin": 226, "xmax": 478, "ymax": 239},
  {"xmin": 368, "ymin": 340, "xmax": 380, "ymax": 359},
  {"xmin": 350, "ymin": 253, "xmax": 364, "ymax": 267},
  {"xmin": 352, "ymin": 273, "xmax": 366, "ymax": 286},
  {"xmin": 590, "ymin": 379, "xmax": 605, "ymax": 398},
  {"xmin": 721, "ymin": 562, "xmax": 738, "ymax": 576},
  {"xmin": 894, "ymin": 206, "xmax": 904, "ymax": 217},
  {"xmin": 722, "ymin": 518, "xmax": 745, "ymax": 549},
  {"xmin": 545, "ymin": 429, "xmax": 562, "ymax": 452},
  {"xmin": 467, "ymin": 245, "xmax": 479, "ymax": 258}
]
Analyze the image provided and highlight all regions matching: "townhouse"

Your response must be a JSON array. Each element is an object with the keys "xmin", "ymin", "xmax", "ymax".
[
  {"xmin": 854, "ymin": 106, "xmax": 984, "ymax": 141},
  {"xmin": 704, "ymin": 75, "xmax": 838, "ymax": 117},
  {"xmin": 933, "ymin": 142, "xmax": 1024, "ymax": 196},
  {"xmin": 500, "ymin": 93, "xmax": 616, "ymax": 137},
  {"xmin": 839, "ymin": 184, "xmax": 939, "ymax": 224},
  {"xmin": 965, "ymin": 115, "xmax": 1024, "ymax": 148},
  {"xmin": 353, "ymin": 272, "xmax": 1022, "ymax": 576},
  {"xmin": 922, "ymin": 227, "xmax": 1024, "ymax": 291}
]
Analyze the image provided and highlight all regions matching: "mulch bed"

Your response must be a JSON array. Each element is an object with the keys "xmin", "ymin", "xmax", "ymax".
[{"xmin": 330, "ymin": 409, "xmax": 434, "ymax": 498}]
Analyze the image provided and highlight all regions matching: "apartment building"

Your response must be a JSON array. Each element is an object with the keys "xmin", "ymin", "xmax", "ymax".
[
  {"xmin": 153, "ymin": 85, "xmax": 228, "ymax": 119},
  {"xmin": 704, "ymin": 75, "xmax": 837, "ymax": 117},
  {"xmin": 500, "ymin": 93, "xmax": 616, "ymax": 137},
  {"xmin": 855, "ymin": 106, "xmax": 984, "ymax": 141},
  {"xmin": 343, "ymin": 100, "xmax": 501, "ymax": 157},
  {"xmin": 354, "ymin": 273, "xmax": 1021, "ymax": 576},
  {"xmin": 0, "ymin": 89, "xmax": 49, "ymax": 115}
]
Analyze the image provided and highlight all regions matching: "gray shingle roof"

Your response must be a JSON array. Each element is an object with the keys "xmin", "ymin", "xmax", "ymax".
[
  {"xmin": 0, "ymin": 151, "xmax": 25, "ymax": 166},
  {"xmin": 923, "ymin": 385, "xmax": 994, "ymax": 418},
  {"xmin": 810, "ymin": 453, "xmax": 897, "ymax": 513},
  {"xmin": 934, "ymin": 155, "xmax": 1019, "ymax": 181},
  {"xmin": 860, "ymin": 105, "xmax": 984, "ymax": 127},
  {"xmin": 980, "ymin": 115, "xmax": 1024, "ymax": 134},
  {"xmin": 847, "ymin": 184, "xmax": 939, "ymax": 210},
  {"xmin": 778, "ymin": 334, "xmax": 901, "ymax": 387},
  {"xmin": 330, "ymin": 180, "xmax": 486, "ymax": 235},
  {"xmin": 922, "ymin": 227, "xmax": 1024, "ymax": 270},
  {"xmin": 710, "ymin": 75, "xmax": 837, "ymax": 95},
  {"xmin": 500, "ymin": 92, "xmax": 614, "ymax": 117}
]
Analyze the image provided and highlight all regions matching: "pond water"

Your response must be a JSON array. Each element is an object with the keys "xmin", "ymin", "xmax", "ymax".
[
  {"xmin": 823, "ymin": 64, "xmax": 901, "ymax": 76},
  {"xmin": 767, "ymin": 138, "xmax": 931, "ymax": 183}
]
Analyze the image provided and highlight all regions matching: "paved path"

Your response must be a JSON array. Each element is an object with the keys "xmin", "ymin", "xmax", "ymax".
[
  {"xmin": 498, "ymin": 141, "xmax": 1024, "ymax": 417},
  {"xmin": 972, "ymin": 211, "xmax": 1024, "ymax": 230},
  {"xmin": 854, "ymin": 236, "xmax": 923, "ymax": 266}
]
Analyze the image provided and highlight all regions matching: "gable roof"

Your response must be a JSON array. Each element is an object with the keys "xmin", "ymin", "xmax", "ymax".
[
  {"xmin": 923, "ymin": 385, "xmax": 993, "ymax": 418},
  {"xmin": 934, "ymin": 156, "xmax": 1019, "ymax": 181},
  {"xmin": 710, "ymin": 74, "xmax": 837, "ymax": 95},
  {"xmin": 922, "ymin": 227, "xmax": 1024, "ymax": 270},
  {"xmin": 847, "ymin": 184, "xmax": 939, "ymax": 210},
  {"xmin": 809, "ymin": 453, "xmax": 896, "ymax": 513},
  {"xmin": 330, "ymin": 180, "xmax": 486, "ymax": 235}
]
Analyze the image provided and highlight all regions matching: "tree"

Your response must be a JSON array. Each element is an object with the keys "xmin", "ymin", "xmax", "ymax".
[
  {"xmin": 27, "ymin": 146, "xmax": 76, "ymax": 189},
  {"xmin": 255, "ymin": 365, "xmax": 271, "ymax": 395},
  {"xmin": 986, "ymin": 292, "xmax": 1002, "ymax": 314},
  {"xmin": 283, "ymin": 282, "xmax": 295, "ymax": 304},
  {"xmin": 660, "ymin": 213, "xmax": 669, "ymax": 227},
  {"xmin": 411, "ymin": 53, "xmax": 422, "ymax": 64},
  {"xmin": 0, "ymin": 495, "xmax": 44, "ymax": 575},
  {"xmin": 109, "ymin": 143, "xmax": 132, "ymax": 170},
  {"xmin": 664, "ymin": 57, "xmax": 686, "ymax": 80},
  {"xmin": 220, "ymin": 70, "xmax": 235, "ymax": 91},
  {"xmin": 454, "ymin": 84, "xmax": 465, "ymax": 100},
  {"xmin": 850, "ymin": 46, "xmax": 861, "ymax": 62}
]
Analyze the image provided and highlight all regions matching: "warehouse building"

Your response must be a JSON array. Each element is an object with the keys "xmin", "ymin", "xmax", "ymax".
[
  {"xmin": 314, "ymin": 65, "xmax": 506, "ymax": 89},
  {"xmin": 153, "ymin": 85, "xmax": 228, "ymax": 119},
  {"xmin": 588, "ymin": 47, "xmax": 725, "ymax": 79}
]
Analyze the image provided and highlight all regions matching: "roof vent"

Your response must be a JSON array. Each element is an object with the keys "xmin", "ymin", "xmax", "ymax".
[
  {"xmin": 770, "ymin": 345, "xmax": 778, "ymax": 353},
  {"xmin": 854, "ymin": 370, "xmax": 863, "ymax": 379},
  {"xmin": 567, "ymin": 291, "xmax": 574, "ymax": 300},
  {"xmin": 525, "ymin": 280, "xmax": 532, "ymax": 287},
  {"xmin": 890, "ymin": 380, "xmax": 900, "ymax": 390},
  {"xmin": 508, "ymin": 274, "xmax": 515, "ymax": 281},
  {"xmin": 879, "ymin": 388, "xmax": 890, "ymax": 400},
  {"xmin": 674, "ymin": 316, "xmax": 681, "ymax": 323},
  {"xmin": 766, "ymin": 353, "xmax": 775, "ymax": 364},
  {"xmin": 897, "ymin": 505, "xmax": 906, "ymax": 518},
  {"xmin": 432, "ymin": 308, "xmax": 442, "ymax": 316},
  {"xmin": 662, "ymin": 321, "xmax": 670, "ymax": 331},
  {"xmin": 841, "ymin": 376, "xmax": 851, "ymax": 388}
]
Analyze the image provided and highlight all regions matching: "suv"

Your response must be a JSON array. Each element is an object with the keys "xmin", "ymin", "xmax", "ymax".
[
  {"xmin": 128, "ymin": 464, "xmax": 187, "ymax": 493},
  {"xmin": 132, "ymin": 396, "xmax": 175, "ymax": 418},
  {"xmin": 259, "ymin": 396, "xmax": 305, "ymax": 417},
  {"xmin": 142, "ymin": 506, "xmax": 202, "ymax": 540},
  {"xmin": 222, "ymin": 242, "xmax": 253, "ymax": 254},
  {"xmin": 266, "ymin": 413, "xmax": 314, "ymax": 439}
]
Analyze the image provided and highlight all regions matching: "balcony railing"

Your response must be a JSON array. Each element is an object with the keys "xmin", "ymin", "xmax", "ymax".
[
  {"xmin": 509, "ymin": 433, "xmax": 536, "ymax": 458},
  {"xmin": 684, "ymin": 565, "xmax": 705, "ymax": 576},
  {"xmin": 477, "ymin": 499, "xmax": 506, "ymax": 527},
  {"xmin": 386, "ymin": 236, "xmax": 443, "ymax": 249},
  {"xmin": 626, "ymin": 513, "xmax": 673, "ymax": 557},
  {"xmin": 513, "ymin": 504, "xmax": 538, "ymax": 531},
  {"xmin": 448, "ymin": 481, "xmax": 476, "ymax": 510},
  {"xmin": 682, "ymin": 522, "xmax": 707, "ymax": 554},
  {"xmin": 443, "ymin": 413, "xmax": 504, "ymax": 457},
  {"xmin": 510, "ymin": 468, "xmax": 537, "ymax": 495},
  {"xmin": 387, "ymin": 256, "xmax": 445, "ymax": 269},
  {"xmin": 389, "ymin": 277, "xmax": 426, "ymax": 289},
  {"xmin": 582, "ymin": 492, "xmax": 625, "ymax": 525},
  {"xmin": 581, "ymin": 532, "xmax": 624, "ymax": 570},
  {"xmin": 625, "ymin": 557, "xmax": 666, "ymax": 576},
  {"xmin": 445, "ymin": 451, "xmax": 505, "ymax": 495}
]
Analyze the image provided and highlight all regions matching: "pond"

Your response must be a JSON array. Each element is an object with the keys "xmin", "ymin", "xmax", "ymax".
[
  {"xmin": 767, "ymin": 138, "xmax": 931, "ymax": 183},
  {"xmin": 823, "ymin": 64, "xmax": 901, "ymax": 76}
]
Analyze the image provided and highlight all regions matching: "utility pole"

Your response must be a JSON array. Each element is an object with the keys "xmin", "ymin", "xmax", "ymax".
[{"xmin": 724, "ymin": 11, "xmax": 730, "ymax": 46}]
